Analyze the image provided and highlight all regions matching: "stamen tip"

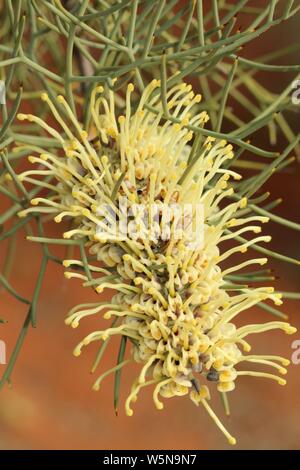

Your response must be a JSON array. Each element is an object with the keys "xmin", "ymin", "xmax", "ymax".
[{"xmin": 17, "ymin": 113, "xmax": 27, "ymax": 121}]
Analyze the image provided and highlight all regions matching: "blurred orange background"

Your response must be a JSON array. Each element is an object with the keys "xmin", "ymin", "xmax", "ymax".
[{"xmin": 0, "ymin": 4, "xmax": 300, "ymax": 450}]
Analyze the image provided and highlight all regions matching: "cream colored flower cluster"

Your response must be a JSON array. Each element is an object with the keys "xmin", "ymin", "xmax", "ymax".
[{"xmin": 17, "ymin": 80, "xmax": 296, "ymax": 444}]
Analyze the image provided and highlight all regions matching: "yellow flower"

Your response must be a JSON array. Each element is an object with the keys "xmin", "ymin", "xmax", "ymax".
[{"xmin": 17, "ymin": 80, "xmax": 296, "ymax": 445}]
